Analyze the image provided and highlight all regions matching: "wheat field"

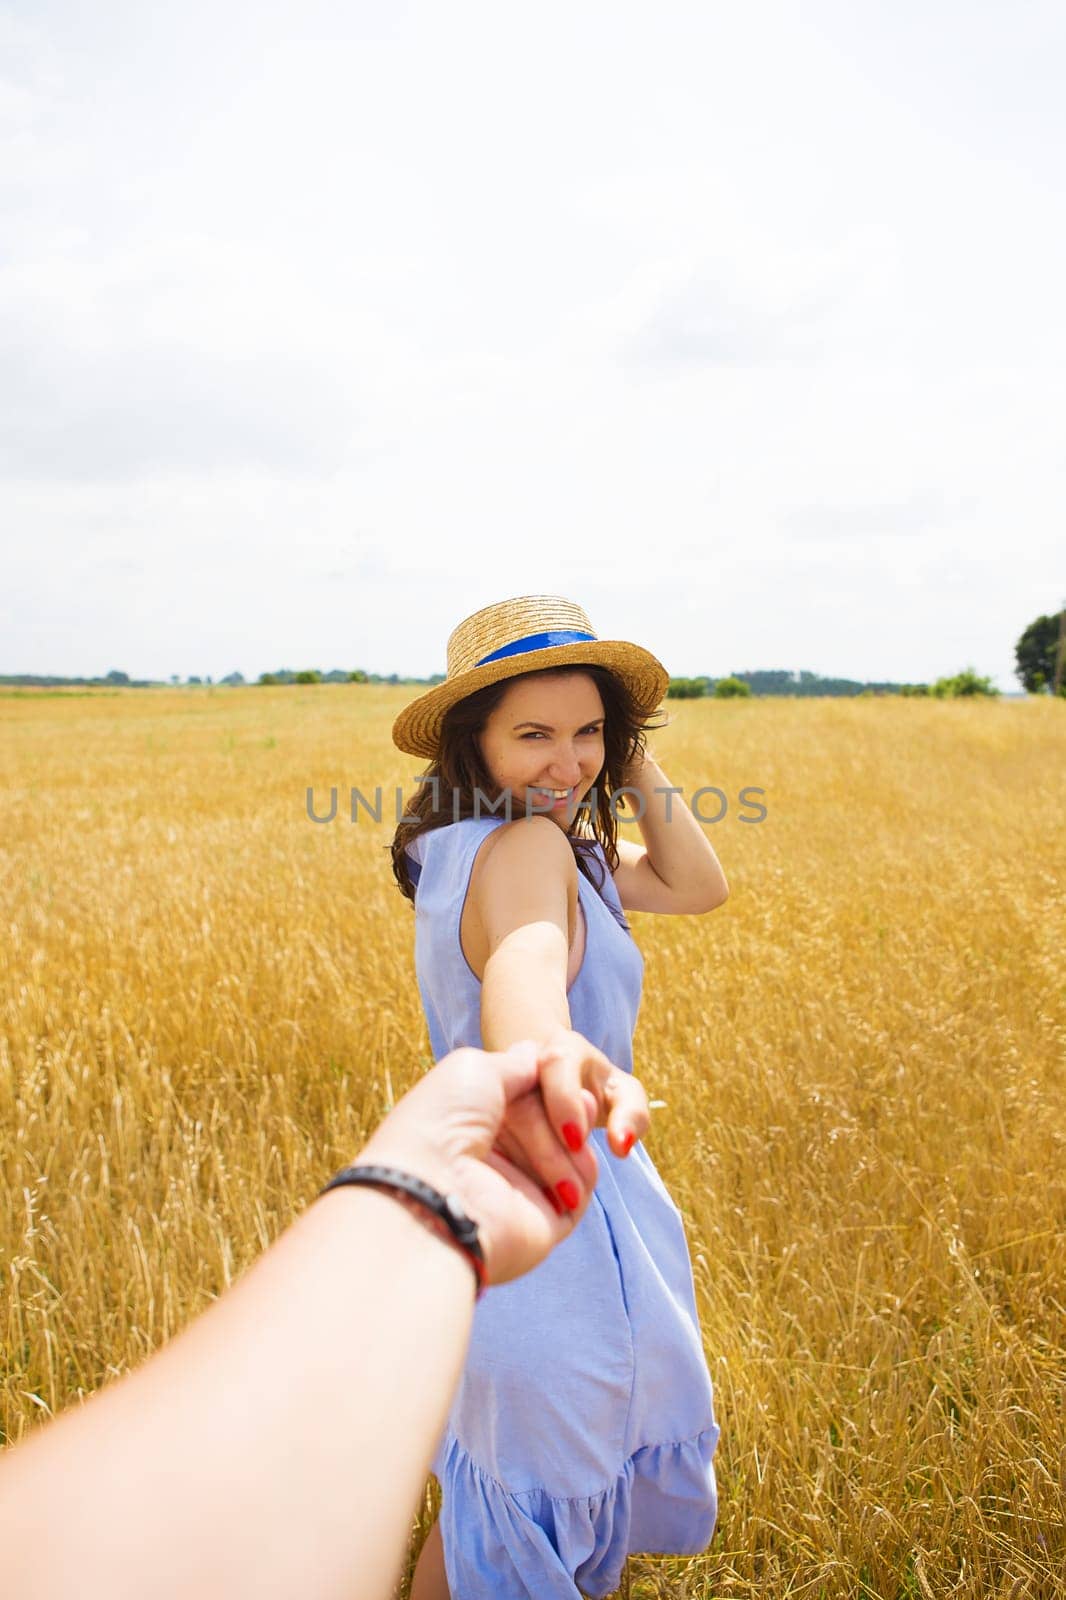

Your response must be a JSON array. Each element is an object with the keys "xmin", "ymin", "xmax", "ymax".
[{"xmin": 2, "ymin": 686, "xmax": 1064, "ymax": 1598}]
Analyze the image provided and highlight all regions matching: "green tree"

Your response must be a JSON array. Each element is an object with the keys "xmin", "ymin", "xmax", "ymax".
[
  {"xmin": 1014, "ymin": 611, "xmax": 1063, "ymax": 694},
  {"xmin": 347, "ymin": 669, "xmax": 369, "ymax": 683},
  {"xmin": 257, "ymin": 672, "xmax": 278, "ymax": 686},
  {"xmin": 931, "ymin": 667, "xmax": 999, "ymax": 698},
  {"xmin": 666, "ymin": 677, "xmax": 708, "ymax": 699},
  {"xmin": 295, "ymin": 669, "xmax": 321, "ymax": 684},
  {"xmin": 713, "ymin": 676, "xmax": 752, "ymax": 699}
]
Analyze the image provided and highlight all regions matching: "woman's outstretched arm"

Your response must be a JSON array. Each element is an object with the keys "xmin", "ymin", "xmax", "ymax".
[
  {"xmin": 473, "ymin": 817, "xmax": 650, "ymax": 1163},
  {"xmin": 475, "ymin": 815, "xmax": 576, "ymax": 1047},
  {"xmin": 0, "ymin": 1043, "xmax": 594, "ymax": 1600}
]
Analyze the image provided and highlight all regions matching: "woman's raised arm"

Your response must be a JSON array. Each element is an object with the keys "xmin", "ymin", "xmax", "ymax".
[{"xmin": 611, "ymin": 749, "xmax": 729, "ymax": 914}]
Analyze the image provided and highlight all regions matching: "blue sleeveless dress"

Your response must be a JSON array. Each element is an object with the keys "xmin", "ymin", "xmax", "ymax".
[{"xmin": 406, "ymin": 817, "xmax": 719, "ymax": 1599}]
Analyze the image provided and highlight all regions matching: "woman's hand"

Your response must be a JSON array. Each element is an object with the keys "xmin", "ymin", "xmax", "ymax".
[
  {"xmin": 499, "ymin": 1026, "xmax": 651, "ymax": 1164},
  {"xmin": 353, "ymin": 1042, "xmax": 607, "ymax": 1286}
]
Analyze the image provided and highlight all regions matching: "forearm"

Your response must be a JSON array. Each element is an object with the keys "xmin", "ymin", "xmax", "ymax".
[
  {"xmin": 623, "ymin": 752, "xmax": 728, "ymax": 903},
  {"xmin": 0, "ymin": 1188, "xmax": 473, "ymax": 1600},
  {"xmin": 481, "ymin": 930, "xmax": 570, "ymax": 1049}
]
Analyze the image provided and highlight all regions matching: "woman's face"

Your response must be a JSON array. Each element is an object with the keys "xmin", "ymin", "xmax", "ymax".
[{"xmin": 476, "ymin": 671, "xmax": 606, "ymax": 828}]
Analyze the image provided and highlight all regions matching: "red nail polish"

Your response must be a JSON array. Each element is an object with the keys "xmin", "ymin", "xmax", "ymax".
[
  {"xmin": 562, "ymin": 1122, "xmax": 583, "ymax": 1152},
  {"xmin": 621, "ymin": 1130, "xmax": 636, "ymax": 1156},
  {"xmin": 556, "ymin": 1180, "xmax": 580, "ymax": 1211},
  {"xmin": 544, "ymin": 1186, "xmax": 563, "ymax": 1215}
]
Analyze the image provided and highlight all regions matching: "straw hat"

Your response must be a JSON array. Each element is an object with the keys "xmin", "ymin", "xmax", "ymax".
[{"xmin": 391, "ymin": 595, "xmax": 669, "ymax": 758}]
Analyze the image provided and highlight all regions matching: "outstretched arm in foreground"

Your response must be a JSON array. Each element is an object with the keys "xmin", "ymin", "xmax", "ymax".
[{"xmin": 0, "ymin": 1040, "xmax": 616, "ymax": 1600}]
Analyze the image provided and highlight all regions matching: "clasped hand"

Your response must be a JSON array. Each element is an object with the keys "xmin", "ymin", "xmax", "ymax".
[{"xmin": 356, "ymin": 1028, "xmax": 651, "ymax": 1286}]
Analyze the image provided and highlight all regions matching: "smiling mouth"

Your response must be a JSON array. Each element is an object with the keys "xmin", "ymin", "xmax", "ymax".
[{"xmin": 530, "ymin": 786, "xmax": 576, "ymax": 807}]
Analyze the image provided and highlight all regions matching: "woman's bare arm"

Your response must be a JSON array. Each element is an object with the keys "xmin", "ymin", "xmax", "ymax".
[
  {"xmin": 611, "ymin": 750, "xmax": 729, "ymax": 914},
  {"xmin": 471, "ymin": 818, "xmax": 650, "ymax": 1162},
  {"xmin": 474, "ymin": 817, "xmax": 577, "ymax": 1050}
]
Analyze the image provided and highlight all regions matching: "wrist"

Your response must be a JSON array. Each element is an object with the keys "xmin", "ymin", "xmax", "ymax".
[
  {"xmin": 355, "ymin": 1131, "xmax": 461, "ymax": 1203},
  {"xmin": 320, "ymin": 1164, "xmax": 487, "ymax": 1296},
  {"xmin": 368, "ymin": 1185, "xmax": 485, "ymax": 1295},
  {"xmin": 317, "ymin": 1186, "xmax": 480, "ymax": 1325}
]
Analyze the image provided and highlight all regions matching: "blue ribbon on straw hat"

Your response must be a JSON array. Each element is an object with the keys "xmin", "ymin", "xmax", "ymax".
[{"xmin": 391, "ymin": 595, "xmax": 669, "ymax": 759}]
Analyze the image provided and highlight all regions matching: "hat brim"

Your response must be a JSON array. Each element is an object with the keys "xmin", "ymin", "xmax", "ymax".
[{"xmin": 391, "ymin": 640, "xmax": 669, "ymax": 759}]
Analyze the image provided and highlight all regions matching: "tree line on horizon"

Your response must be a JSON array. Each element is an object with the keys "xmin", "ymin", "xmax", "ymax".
[
  {"xmin": 668, "ymin": 667, "xmax": 1001, "ymax": 700},
  {"xmin": 668, "ymin": 607, "xmax": 1065, "ymax": 699},
  {"xmin": 4, "ymin": 607, "xmax": 1062, "ymax": 698}
]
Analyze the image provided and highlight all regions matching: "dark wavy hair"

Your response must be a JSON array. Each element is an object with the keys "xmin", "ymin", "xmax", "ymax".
[{"xmin": 390, "ymin": 664, "xmax": 668, "ymax": 904}]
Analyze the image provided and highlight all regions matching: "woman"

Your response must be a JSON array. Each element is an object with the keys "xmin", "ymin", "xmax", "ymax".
[{"xmin": 390, "ymin": 595, "xmax": 729, "ymax": 1600}]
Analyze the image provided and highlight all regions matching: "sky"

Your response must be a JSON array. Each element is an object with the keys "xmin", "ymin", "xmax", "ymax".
[{"xmin": 2, "ymin": 0, "xmax": 1064, "ymax": 688}]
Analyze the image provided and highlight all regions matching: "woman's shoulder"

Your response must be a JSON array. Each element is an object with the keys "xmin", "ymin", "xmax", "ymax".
[
  {"xmin": 463, "ymin": 816, "xmax": 579, "ymax": 896},
  {"xmin": 408, "ymin": 817, "xmax": 598, "ymax": 876}
]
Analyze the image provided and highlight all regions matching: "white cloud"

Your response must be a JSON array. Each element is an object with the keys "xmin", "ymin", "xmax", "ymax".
[{"xmin": 1, "ymin": 0, "xmax": 1063, "ymax": 690}]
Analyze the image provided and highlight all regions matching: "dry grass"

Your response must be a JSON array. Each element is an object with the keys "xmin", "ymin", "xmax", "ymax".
[{"xmin": 2, "ymin": 686, "xmax": 1064, "ymax": 1598}]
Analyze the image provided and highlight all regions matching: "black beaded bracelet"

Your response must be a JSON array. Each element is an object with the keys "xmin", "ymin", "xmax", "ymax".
[{"xmin": 319, "ymin": 1164, "xmax": 487, "ymax": 1297}]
